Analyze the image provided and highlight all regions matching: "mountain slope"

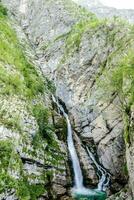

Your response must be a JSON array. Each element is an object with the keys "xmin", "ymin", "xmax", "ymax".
[{"xmin": 0, "ymin": 4, "xmax": 68, "ymax": 200}]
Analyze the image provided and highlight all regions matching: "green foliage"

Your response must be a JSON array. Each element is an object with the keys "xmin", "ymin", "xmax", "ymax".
[
  {"xmin": 32, "ymin": 104, "xmax": 59, "ymax": 148},
  {"xmin": 54, "ymin": 117, "xmax": 67, "ymax": 141},
  {"xmin": 123, "ymin": 108, "xmax": 131, "ymax": 144},
  {"xmin": 98, "ymin": 50, "xmax": 134, "ymax": 144},
  {"xmin": 66, "ymin": 17, "xmax": 100, "ymax": 53},
  {"xmin": 99, "ymin": 51, "xmax": 134, "ymax": 105},
  {"xmin": 32, "ymin": 104, "xmax": 50, "ymax": 136},
  {"xmin": 0, "ymin": 140, "xmax": 13, "ymax": 170},
  {"xmin": 0, "ymin": 140, "xmax": 46, "ymax": 199},
  {"xmin": 0, "ymin": 106, "xmax": 21, "ymax": 132},
  {"xmin": 0, "ymin": 3, "xmax": 65, "ymax": 199},
  {"xmin": 122, "ymin": 163, "xmax": 128, "ymax": 176},
  {"xmin": 57, "ymin": 17, "xmax": 103, "ymax": 64},
  {"xmin": 0, "ymin": 17, "xmax": 44, "ymax": 98},
  {"xmin": 0, "ymin": 65, "xmax": 25, "ymax": 96},
  {"xmin": 46, "ymin": 77, "xmax": 56, "ymax": 93},
  {"xmin": 0, "ymin": 140, "xmax": 16, "ymax": 193},
  {"xmin": 16, "ymin": 180, "xmax": 46, "ymax": 200},
  {"xmin": 0, "ymin": 3, "xmax": 7, "ymax": 17},
  {"xmin": 28, "ymin": 184, "xmax": 46, "ymax": 200}
]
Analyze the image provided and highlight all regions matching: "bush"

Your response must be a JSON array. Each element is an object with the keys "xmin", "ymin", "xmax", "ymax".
[{"xmin": 0, "ymin": 4, "xmax": 7, "ymax": 17}]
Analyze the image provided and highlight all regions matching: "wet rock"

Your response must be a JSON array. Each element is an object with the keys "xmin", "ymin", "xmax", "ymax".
[
  {"xmin": 52, "ymin": 184, "xmax": 66, "ymax": 196},
  {"xmin": 74, "ymin": 132, "xmax": 98, "ymax": 186},
  {"xmin": 106, "ymin": 186, "xmax": 133, "ymax": 200}
]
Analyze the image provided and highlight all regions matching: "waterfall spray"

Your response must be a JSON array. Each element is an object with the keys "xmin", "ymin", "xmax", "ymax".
[
  {"xmin": 52, "ymin": 95, "xmax": 84, "ymax": 189},
  {"xmin": 52, "ymin": 95, "xmax": 108, "ymax": 199}
]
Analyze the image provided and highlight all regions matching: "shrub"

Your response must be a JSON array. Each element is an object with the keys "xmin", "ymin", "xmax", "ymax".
[{"xmin": 0, "ymin": 4, "xmax": 7, "ymax": 17}]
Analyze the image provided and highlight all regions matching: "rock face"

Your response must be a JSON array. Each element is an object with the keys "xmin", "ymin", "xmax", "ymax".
[
  {"xmin": 0, "ymin": 6, "xmax": 69, "ymax": 199},
  {"xmin": 126, "ymin": 106, "xmax": 134, "ymax": 196},
  {"xmin": 1, "ymin": 0, "xmax": 134, "ymax": 199},
  {"xmin": 73, "ymin": 0, "xmax": 134, "ymax": 23}
]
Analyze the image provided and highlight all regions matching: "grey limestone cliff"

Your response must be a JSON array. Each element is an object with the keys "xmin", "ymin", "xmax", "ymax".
[{"xmin": 1, "ymin": 0, "xmax": 134, "ymax": 199}]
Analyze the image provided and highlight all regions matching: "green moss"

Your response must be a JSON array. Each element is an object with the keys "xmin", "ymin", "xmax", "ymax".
[
  {"xmin": 122, "ymin": 163, "xmax": 128, "ymax": 176},
  {"xmin": 28, "ymin": 184, "xmax": 46, "ymax": 200}
]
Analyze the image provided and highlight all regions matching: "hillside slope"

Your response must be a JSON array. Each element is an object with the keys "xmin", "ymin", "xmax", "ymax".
[{"xmin": 0, "ymin": 4, "xmax": 69, "ymax": 200}]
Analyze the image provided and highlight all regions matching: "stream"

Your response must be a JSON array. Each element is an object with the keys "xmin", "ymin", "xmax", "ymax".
[{"xmin": 52, "ymin": 95, "xmax": 109, "ymax": 200}]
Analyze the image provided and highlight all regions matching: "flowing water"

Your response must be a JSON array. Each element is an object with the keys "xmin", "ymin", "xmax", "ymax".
[
  {"xmin": 86, "ymin": 147, "xmax": 110, "ymax": 191},
  {"xmin": 52, "ymin": 95, "xmax": 83, "ymax": 188},
  {"xmin": 52, "ymin": 95, "xmax": 108, "ymax": 200}
]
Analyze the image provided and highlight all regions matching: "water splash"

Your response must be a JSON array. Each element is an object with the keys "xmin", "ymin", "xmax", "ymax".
[
  {"xmin": 52, "ymin": 95, "xmax": 83, "ymax": 189},
  {"xmin": 52, "ymin": 95, "xmax": 109, "ymax": 199},
  {"xmin": 86, "ymin": 146, "xmax": 110, "ymax": 191}
]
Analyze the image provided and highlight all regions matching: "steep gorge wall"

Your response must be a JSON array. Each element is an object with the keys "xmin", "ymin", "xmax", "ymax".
[
  {"xmin": 1, "ymin": 0, "xmax": 134, "ymax": 199},
  {"xmin": 0, "ymin": 4, "xmax": 70, "ymax": 200}
]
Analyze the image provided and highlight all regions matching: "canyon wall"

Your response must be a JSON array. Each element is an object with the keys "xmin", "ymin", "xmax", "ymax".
[{"xmin": 1, "ymin": 0, "xmax": 134, "ymax": 199}]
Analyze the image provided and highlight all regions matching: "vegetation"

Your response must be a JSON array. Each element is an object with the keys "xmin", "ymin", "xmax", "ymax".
[
  {"xmin": 0, "ymin": 5, "xmax": 44, "ymax": 98},
  {"xmin": 98, "ymin": 49, "xmax": 134, "ymax": 144},
  {"xmin": 0, "ymin": 3, "xmax": 7, "ymax": 17},
  {"xmin": 63, "ymin": 0, "xmax": 94, "ymax": 19},
  {"xmin": 54, "ymin": 16, "xmax": 104, "ymax": 65},
  {"xmin": 32, "ymin": 104, "xmax": 59, "ymax": 147},
  {"xmin": 65, "ymin": 17, "xmax": 100, "ymax": 55},
  {"xmin": 0, "ymin": 4, "xmax": 65, "ymax": 199}
]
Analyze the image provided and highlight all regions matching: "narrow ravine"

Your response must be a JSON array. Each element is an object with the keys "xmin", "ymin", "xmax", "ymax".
[{"xmin": 52, "ymin": 95, "xmax": 107, "ymax": 200}]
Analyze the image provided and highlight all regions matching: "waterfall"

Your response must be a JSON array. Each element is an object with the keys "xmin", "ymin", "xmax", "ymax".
[
  {"xmin": 86, "ymin": 146, "xmax": 110, "ymax": 191},
  {"xmin": 52, "ymin": 95, "xmax": 84, "ymax": 189},
  {"xmin": 52, "ymin": 95, "xmax": 109, "ymax": 198}
]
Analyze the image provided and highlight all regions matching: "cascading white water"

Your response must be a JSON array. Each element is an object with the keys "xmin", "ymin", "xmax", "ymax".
[
  {"xmin": 52, "ymin": 95, "xmax": 84, "ymax": 189},
  {"xmin": 52, "ymin": 95, "xmax": 109, "ymax": 196},
  {"xmin": 86, "ymin": 146, "xmax": 110, "ymax": 191}
]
